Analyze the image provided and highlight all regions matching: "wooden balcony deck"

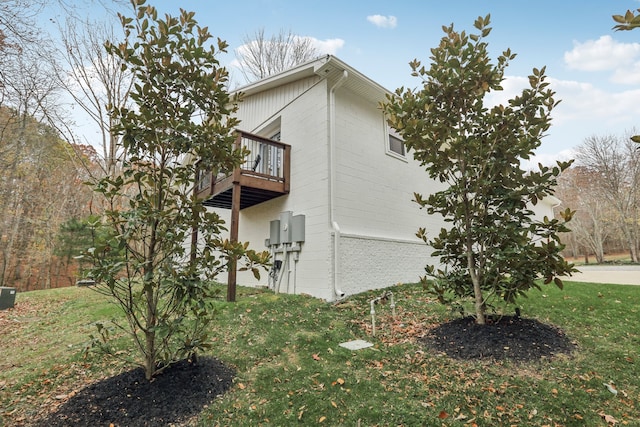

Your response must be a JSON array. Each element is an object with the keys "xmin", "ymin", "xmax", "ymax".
[{"xmin": 196, "ymin": 131, "xmax": 291, "ymax": 209}]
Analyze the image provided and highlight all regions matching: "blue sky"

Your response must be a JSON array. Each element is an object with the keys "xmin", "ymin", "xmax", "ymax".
[{"xmin": 58, "ymin": 0, "xmax": 640, "ymax": 166}]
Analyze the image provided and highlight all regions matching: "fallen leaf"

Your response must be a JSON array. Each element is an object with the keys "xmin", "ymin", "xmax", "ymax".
[
  {"xmin": 600, "ymin": 412, "xmax": 618, "ymax": 425},
  {"xmin": 319, "ymin": 415, "xmax": 326, "ymax": 423},
  {"xmin": 237, "ymin": 383, "xmax": 246, "ymax": 390},
  {"xmin": 331, "ymin": 401, "xmax": 337, "ymax": 408},
  {"xmin": 438, "ymin": 410, "xmax": 448, "ymax": 419},
  {"xmin": 312, "ymin": 354, "xmax": 321, "ymax": 361}
]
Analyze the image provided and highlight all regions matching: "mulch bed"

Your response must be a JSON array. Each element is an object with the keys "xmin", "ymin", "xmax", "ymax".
[
  {"xmin": 422, "ymin": 314, "xmax": 577, "ymax": 362},
  {"xmin": 32, "ymin": 356, "xmax": 234, "ymax": 427}
]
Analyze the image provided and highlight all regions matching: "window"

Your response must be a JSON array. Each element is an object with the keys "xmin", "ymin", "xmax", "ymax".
[{"xmin": 388, "ymin": 134, "xmax": 405, "ymax": 156}]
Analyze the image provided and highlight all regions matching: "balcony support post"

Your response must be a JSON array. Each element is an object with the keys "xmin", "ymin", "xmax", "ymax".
[
  {"xmin": 190, "ymin": 182, "xmax": 198, "ymax": 266},
  {"xmin": 227, "ymin": 181, "xmax": 240, "ymax": 302},
  {"xmin": 227, "ymin": 135, "xmax": 243, "ymax": 302}
]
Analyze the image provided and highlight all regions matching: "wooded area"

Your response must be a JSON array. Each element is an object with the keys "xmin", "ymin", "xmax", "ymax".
[
  {"xmin": 0, "ymin": 107, "xmax": 96, "ymax": 289},
  {"xmin": 0, "ymin": 1, "xmax": 111, "ymax": 290}
]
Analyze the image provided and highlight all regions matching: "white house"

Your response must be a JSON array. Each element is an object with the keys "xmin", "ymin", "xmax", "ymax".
[{"xmin": 195, "ymin": 55, "xmax": 558, "ymax": 301}]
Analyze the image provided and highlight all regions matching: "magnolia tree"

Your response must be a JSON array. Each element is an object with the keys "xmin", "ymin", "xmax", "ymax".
[
  {"xmin": 88, "ymin": 0, "xmax": 268, "ymax": 380},
  {"xmin": 383, "ymin": 15, "xmax": 575, "ymax": 325}
]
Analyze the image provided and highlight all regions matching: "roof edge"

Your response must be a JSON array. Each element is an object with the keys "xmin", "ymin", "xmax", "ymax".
[{"xmin": 232, "ymin": 55, "xmax": 393, "ymax": 98}]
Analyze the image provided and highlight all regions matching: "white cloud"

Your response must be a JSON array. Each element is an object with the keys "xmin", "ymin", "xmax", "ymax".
[
  {"xmin": 482, "ymin": 74, "xmax": 640, "ymax": 164},
  {"xmin": 611, "ymin": 62, "xmax": 640, "ymax": 85},
  {"xmin": 366, "ymin": 14, "xmax": 397, "ymax": 29},
  {"xmin": 564, "ymin": 35, "xmax": 640, "ymax": 72},
  {"xmin": 485, "ymin": 75, "xmax": 640, "ymax": 130},
  {"xmin": 308, "ymin": 37, "xmax": 345, "ymax": 55},
  {"xmin": 550, "ymin": 78, "xmax": 640, "ymax": 128},
  {"xmin": 520, "ymin": 149, "xmax": 575, "ymax": 171}
]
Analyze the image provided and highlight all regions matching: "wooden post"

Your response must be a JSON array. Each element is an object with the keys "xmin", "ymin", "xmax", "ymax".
[
  {"xmin": 227, "ymin": 180, "xmax": 240, "ymax": 302},
  {"xmin": 190, "ymin": 219, "xmax": 198, "ymax": 266},
  {"xmin": 191, "ymin": 173, "xmax": 199, "ymax": 267},
  {"xmin": 227, "ymin": 134, "xmax": 242, "ymax": 302}
]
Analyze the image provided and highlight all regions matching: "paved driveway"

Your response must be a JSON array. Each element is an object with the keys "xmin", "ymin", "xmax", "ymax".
[{"xmin": 566, "ymin": 265, "xmax": 640, "ymax": 285}]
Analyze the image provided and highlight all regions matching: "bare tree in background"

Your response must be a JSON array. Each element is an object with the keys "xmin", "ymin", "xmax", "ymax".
[
  {"xmin": 574, "ymin": 133, "xmax": 640, "ymax": 262},
  {"xmin": 555, "ymin": 166, "xmax": 615, "ymax": 263},
  {"xmin": 54, "ymin": 18, "xmax": 133, "ymax": 177},
  {"xmin": 236, "ymin": 28, "xmax": 320, "ymax": 83}
]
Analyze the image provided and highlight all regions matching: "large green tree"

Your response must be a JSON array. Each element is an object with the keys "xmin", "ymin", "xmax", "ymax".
[
  {"xmin": 383, "ymin": 15, "xmax": 575, "ymax": 325},
  {"xmin": 88, "ymin": 0, "xmax": 268, "ymax": 380}
]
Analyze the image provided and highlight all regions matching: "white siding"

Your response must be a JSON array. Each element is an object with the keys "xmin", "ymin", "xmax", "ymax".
[
  {"xmin": 231, "ymin": 79, "xmax": 335, "ymax": 300},
  {"xmin": 235, "ymin": 76, "xmax": 322, "ymax": 132},
  {"xmin": 329, "ymin": 87, "xmax": 446, "ymax": 294},
  {"xmin": 338, "ymin": 234, "xmax": 430, "ymax": 295},
  {"xmin": 333, "ymin": 88, "xmax": 446, "ymax": 239}
]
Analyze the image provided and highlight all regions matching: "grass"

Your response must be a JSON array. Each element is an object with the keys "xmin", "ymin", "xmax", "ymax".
[
  {"xmin": 564, "ymin": 251, "xmax": 637, "ymax": 266},
  {"xmin": 1, "ymin": 281, "xmax": 639, "ymax": 426}
]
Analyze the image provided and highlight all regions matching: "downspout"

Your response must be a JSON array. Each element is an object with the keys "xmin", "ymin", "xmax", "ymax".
[{"xmin": 329, "ymin": 69, "xmax": 348, "ymax": 299}]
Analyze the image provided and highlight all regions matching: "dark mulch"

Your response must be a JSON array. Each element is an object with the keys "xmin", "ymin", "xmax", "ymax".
[
  {"xmin": 32, "ymin": 356, "xmax": 234, "ymax": 427},
  {"xmin": 422, "ymin": 315, "xmax": 577, "ymax": 362}
]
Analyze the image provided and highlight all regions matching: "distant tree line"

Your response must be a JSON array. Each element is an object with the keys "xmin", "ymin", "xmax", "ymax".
[
  {"xmin": 556, "ymin": 132, "xmax": 640, "ymax": 263},
  {"xmin": 0, "ymin": 106, "xmax": 96, "ymax": 289}
]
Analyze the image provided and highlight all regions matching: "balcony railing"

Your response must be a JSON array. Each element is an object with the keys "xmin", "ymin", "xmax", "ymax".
[{"xmin": 196, "ymin": 130, "xmax": 291, "ymax": 209}]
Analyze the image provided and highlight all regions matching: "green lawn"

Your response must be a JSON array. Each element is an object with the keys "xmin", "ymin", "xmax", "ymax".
[{"xmin": 1, "ymin": 281, "xmax": 638, "ymax": 426}]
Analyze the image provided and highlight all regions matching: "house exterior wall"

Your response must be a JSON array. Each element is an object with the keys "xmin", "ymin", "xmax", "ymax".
[
  {"xmin": 530, "ymin": 197, "xmax": 559, "ymax": 220},
  {"xmin": 225, "ymin": 77, "xmax": 336, "ymax": 300},
  {"xmin": 234, "ymin": 75, "xmax": 322, "ymax": 132},
  {"xmin": 214, "ymin": 74, "xmax": 449, "ymax": 301},
  {"xmin": 330, "ymin": 87, "xmax": 446, "ymax": 296}
]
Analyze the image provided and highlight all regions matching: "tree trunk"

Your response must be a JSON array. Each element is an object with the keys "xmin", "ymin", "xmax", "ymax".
[
  {"xmin": 465, "ymin": 234, "xmax": 485, "ymax": 324},
  {"xmin": 623, "ymin": 232, "xmax": 639, "ymax": 263},
  {"xmin": 144, "ymin": 290, "xmax": 156, "ymax": 381}
]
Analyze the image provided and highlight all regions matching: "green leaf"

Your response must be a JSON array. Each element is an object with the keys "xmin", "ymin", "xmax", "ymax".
[{"xmin": 553, "ymin": 277, "xmax": 563, "ymax": 290}]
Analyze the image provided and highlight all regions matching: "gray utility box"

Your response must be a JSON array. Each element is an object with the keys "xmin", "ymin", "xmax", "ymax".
[{"xmin": 0, "ymin": 287, "xmax": 16, "ymax": 310}]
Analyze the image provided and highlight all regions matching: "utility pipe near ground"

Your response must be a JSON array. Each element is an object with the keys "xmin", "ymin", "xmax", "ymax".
[{"xmin": 328, "ymin": 69, "xmax": 348, "ymax": 300}]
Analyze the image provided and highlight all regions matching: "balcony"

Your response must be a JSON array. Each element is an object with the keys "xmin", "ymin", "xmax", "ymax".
[{"xmin": 196, "ymin": 130, "xmax": 291, "ymax": 209}]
